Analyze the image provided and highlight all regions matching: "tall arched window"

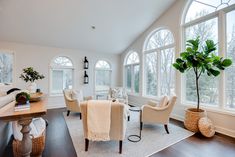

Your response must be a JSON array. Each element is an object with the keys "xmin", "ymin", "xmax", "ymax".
[
  {"xmin": 95, "ymin": 60, "xmax": 112, "ymax": 98},
  {"xmin": 143, "ymin": 28, "xmax": 175, "ymax": 97},
  {"xmin": 50, "ymin": 56, "xmax": 74, "ymax": 95},
  {"xmin": 183, "ymin": 0, "xmax": 235, "ymax": 109},
  {"xmin": 124, "ymin": 51, "xmax": 140, "ymax": 93}
]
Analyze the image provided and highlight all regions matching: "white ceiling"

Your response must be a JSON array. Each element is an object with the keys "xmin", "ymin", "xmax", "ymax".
[{"xmin": 0, "ymin": 0, "xmax": 175, "ymax": 54}]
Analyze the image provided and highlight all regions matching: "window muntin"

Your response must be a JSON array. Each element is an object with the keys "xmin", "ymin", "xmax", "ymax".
[
  {"xmin": 50, "ymin": 56, "xmax": 74, "ymax": 95},
  {"xmin": 124, "ymin": 52, "xmax": 140, "ymax": 94},
  {"xmin": 144, "ymin": 29, "xmax": 175, "ymax": 97},
  {"xmin": 225, "ymin": 10, "xmax": 235, "ymax": 109},
  {"xmin": 185, "ymin": 0, "xmax": 235, "ymax": 23},
  {"xmin": 0, "ymin": 52, "xmax": 13, "ymax": 83},
  {"xmin": 95, "ymin": 60, "xmax": 112, "ymax": 96}
]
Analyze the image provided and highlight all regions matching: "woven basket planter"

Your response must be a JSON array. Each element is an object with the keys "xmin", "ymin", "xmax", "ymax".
[
  {"xmin": 184, "ymin": 108, "xmax": 206, "ymax": 132},
  {"xmin": 13, "ymin": 131, "xmax": 45, "ymax": 157}
]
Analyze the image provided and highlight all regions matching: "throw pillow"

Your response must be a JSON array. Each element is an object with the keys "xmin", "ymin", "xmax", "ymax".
[
  {"xmin": 71, "ymin": 90, "xmax": 83, "ymax": 101},
  {"xmin": 159, "ymin": 96, "xmax": 169, "ymax": 107}
]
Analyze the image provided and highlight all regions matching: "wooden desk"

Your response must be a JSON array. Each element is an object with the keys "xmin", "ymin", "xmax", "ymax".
[{"xmin": 0, "ymin": 98, "xmax": 47, "ymax": 157}]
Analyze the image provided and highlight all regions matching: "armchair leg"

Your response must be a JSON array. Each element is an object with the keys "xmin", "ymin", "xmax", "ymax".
[
  {"xmin": 140, "ymin": 122, "xmax": 143, "ymax": 130},
  {"xmin": 80, "ymin": 113, "xmax": 82, "ymax": 120},
  {"xmin": 67, "ymin": 110, "xmax": 70, "ymax": 116},
  {"xmin": 119, "ymin": 140, "xmax": 122, "ymax": 154},
  {"xmin": 164, "ymin": 124, "xmax": 169, "ymax": 134},
  {"xmin": 85, "ymin": 138, "xmax": 89, "ymax": 151},
  {"xmin": 128, "ymin": 115, "xmax": 130, "ymax": 121}
]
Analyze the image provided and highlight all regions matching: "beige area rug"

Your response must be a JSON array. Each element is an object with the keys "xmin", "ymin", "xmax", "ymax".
[{"xmin": 63, "ymin": 111, "xmax": 194, "ymax": 157}]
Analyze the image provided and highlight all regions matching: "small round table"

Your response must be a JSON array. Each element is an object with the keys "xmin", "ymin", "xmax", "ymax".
[{"xmin": 128, "ymin": 106, "xmax": 142, "ymax": 142}]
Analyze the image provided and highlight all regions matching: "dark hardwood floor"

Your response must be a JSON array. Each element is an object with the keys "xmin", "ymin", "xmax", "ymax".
[{"xmin": 3, "ymin": 108, "xmax": 235, "ymax": 157}]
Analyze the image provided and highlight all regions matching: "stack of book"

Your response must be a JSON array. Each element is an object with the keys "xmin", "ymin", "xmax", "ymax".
[{"xmin": 14, "ymin": 103, "xmax": 30, "ymax": 111}]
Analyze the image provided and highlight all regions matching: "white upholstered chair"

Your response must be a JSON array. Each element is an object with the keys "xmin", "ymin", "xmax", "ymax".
[
  {"xmin": 63, "ymin": 89, "xmax": 92, "ymax": 119},
  {"xmin": 140, "ymin": 96, "xmax": 177, "ymax": 134},
  {"xmin": 80, "ymin": 101, "xmax": 127, "ymax": 154},
  {"xmin": 108, "ymin": 87, "xmax": 130, "ymax": 120}
]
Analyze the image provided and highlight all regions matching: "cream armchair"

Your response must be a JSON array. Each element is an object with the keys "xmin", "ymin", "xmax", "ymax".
[
  {"xmin": 63, "ymin": 89, "xmax": 92, "ymax": 119},
  {"xmin": 80, "ymin": 101, "xmax": 127, "ymax": 154},
  {"xmin": 108, "ymin": 87, "xmax": 130, "ymax": 120},
  {"xmin": 140, "ymin": 96, "xmax": 177, "ymax": 134}
]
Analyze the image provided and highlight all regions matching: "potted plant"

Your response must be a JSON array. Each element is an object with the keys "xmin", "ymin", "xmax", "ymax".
[
  {"xmin": 173, "ymin": 37, "xmax": 232, "ymax": 132},
  {"xmin": 19, "ymin": 67, "xmax": 45, "ymax": 93}
]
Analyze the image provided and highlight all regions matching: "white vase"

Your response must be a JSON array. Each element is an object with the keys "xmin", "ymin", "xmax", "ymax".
[{"xmin": 28, "ymin": 82, "xmax": 37, "ymax": 93}]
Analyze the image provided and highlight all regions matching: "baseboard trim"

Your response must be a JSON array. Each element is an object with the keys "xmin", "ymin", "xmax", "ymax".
[{"xmin": 171, "ymin": 114, "xmax": 235, "ymax": 138}]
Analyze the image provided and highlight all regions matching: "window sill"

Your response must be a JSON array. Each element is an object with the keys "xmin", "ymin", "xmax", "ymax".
[
  {"xmin": 181, "ymin": 103, "xmax": 235, "ymax": 117},
  {"xmin": 127, "ymin": 93, "xmax": 140, "ymax": 97},
  {"xmin": 49, "ymin": 94, "xmax": 63, "ymax": 97}
]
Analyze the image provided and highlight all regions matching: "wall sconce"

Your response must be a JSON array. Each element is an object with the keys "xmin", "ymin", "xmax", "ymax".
[
  {"xmin": 84, "ymin": 56, "xmax": 89, "ymax": 69},
  {"xmin": 84, "ymin": 71, "xmax": 89, "ymax": 84}
]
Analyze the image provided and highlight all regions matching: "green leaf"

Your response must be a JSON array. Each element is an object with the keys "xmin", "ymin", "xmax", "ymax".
[
  {"xmin": 222, "ymin": 59, "xmax": 232, "ymax": 67},
  {"xmin": 210, "ymin": 69, "xmax": 220, "ymax": 76}
]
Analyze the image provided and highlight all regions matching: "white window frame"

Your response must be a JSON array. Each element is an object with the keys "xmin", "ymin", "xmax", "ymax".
[
  {"xmin": 124, "ymin": 51, "xmax": 140, "ymax": 95},
  {"xmin": 49, "ymin": 56, "xmax": 74, "ymax": 96},
  {"xmin": 181, "ymin": 0, "xmax": 235, "ymax": 112},
  {"xmin": 143, "ymin": 28, "xmax": 175, "ymax": 98}
]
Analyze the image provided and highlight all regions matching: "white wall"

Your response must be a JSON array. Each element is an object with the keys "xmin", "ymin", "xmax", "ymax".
[
  {"xmin": 0, "ymin": 41, "xmax": 121, "ymax": 108},
  {"xmin": 121, "ymin": 0, "xmax": 235, "ymax": 138}
]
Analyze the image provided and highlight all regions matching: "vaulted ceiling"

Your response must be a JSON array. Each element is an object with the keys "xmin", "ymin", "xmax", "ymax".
[{"xmin": 0, "ymin": 0, "xmax": 175, "ymax": 54}]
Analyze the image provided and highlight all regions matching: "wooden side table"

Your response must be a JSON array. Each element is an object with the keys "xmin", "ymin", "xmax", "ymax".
[{"xmin": 0, "ymin": 98, "xmax": 47, "ymax": 157}]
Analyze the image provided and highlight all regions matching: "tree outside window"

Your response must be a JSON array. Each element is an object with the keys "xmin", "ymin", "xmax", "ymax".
[{"xmin": 0, "ymin": 52, "xmax": 13, "ymax": 83}]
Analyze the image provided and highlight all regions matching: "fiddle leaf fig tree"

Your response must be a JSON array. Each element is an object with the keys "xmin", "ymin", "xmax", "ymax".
[{"xmin": 173, "ymin": 37, "xmax": 232, "ymax": 111}]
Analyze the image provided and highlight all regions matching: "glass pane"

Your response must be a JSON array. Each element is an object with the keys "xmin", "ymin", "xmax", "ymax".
[
  {"xmin": 95, "ymin": 60, "xmax": 111, "ymax": 69},
  {"xmin": 51, "ymin": 56, "xmax": 73, "ymax": 67},
  {"xmin": 145, "ymin": 52, "xmax": 157, "ymax": 96},
  {"xmin": 52, "ymin": 70, "xmax": 63, "ymax": 93},
  {"xmin": 125, "ymin": 66, "xmax": 132, "ymax": 91},
  {"xmin": 95, "ymin": 70, "xmax": 111, "ymax": 92},
  {"xmin": 185, "ymin": 18, "xmax": 219, "ymax": 105},
  {"xmin": 160, "ymin": 48, "xmax": 175, "ymax": 95},
  {"xmin": 185, "ymin": 0, "xmax": 234, "ymax": 23},
  {"xmin": 126, "ymin": 52, "xmax": 140, "ymax": 65},
  {"xmin": 185, "ymin": 18, "xmax": 218, "ymax": 47},
  {"xmin": 145, "ymin": 29, "xmax": 174, "ymax": 51},
  {"xmin": 0, "ymin": 53, "xmax": 13, "ymax": 83},
  {"xmin": 225, "ymin": 10, "xmax": 235, "ymax": 109},
  {"xmin": 51, "ymin": 69, "xmax": 73, "ymax": 94},
  {"xmin": 134, "ymin": 65, "xmax": 140, "ymax": 93},
  {"xmin": 185, "ymin": 71, "xmax": 218, "ymax": 105}
]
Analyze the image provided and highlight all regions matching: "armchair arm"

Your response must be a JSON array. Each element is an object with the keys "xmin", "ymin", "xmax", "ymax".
[
  {"xmin": 142, "ymin": 104, "xmax": 169, "ymax": 111},
  {"xmin": 84, "ymin": 96, "xmax": 93, "ymax": 101}
]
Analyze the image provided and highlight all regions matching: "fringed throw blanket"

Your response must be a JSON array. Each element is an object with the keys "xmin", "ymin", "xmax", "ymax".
[{"xmin": 87, "ymin": 100, "xmax": 111, "ymax": 141}]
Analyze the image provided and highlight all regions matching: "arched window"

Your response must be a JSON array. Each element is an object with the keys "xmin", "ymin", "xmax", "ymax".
[
  {"xmin": 183, "ymin": 0, "xmax": 235, "ymax": 109},
  {"xmin": 95, "ymin": 60, "xmax": 112, "ymax": 98},
  {"xmin": 143, "ymin": 28, "xmax": 175, "ymax": 97},
  {"xmin": 124, "ymin": 51, "xmax": 140, "ymax": 93},
  {"xmin": 50, "ymin": 56, "xmax": 74, "ymax": 95}
]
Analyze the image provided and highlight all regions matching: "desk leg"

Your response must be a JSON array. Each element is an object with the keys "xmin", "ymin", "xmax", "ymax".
[{"xmin": 18, "ymin": 118, "xmax": 32, "ymax": 157}]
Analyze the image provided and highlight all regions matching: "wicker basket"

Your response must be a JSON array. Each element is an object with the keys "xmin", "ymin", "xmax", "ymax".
[
  {"xmin": 13, "ymin": 131, "xmax": 46, "ymax": 157},
  {"xmin": 184, "ymin": 108, "xmax": 206, "ymax": 132}
]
